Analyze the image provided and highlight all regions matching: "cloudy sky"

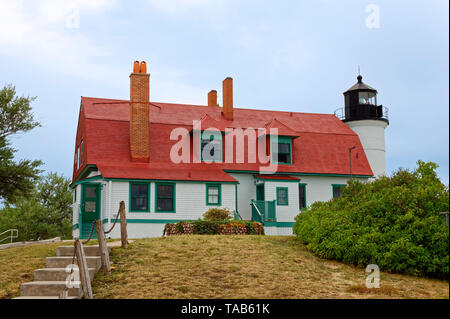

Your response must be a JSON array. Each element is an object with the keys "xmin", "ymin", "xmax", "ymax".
[{"xmin": 0, "ymin": 0, "xmax": 448, "ymax": 183}]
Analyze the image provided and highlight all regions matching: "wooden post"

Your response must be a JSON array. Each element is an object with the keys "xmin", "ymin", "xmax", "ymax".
[
  {"xmin": 119, "ymin": 200, "xmax": 128, "ymax": 249},
  {"xmin": 95, "ymin": 220, "xmax": 111, "ymax": 274},
  {"xmin": 75, "ymin": 239, "xmax": 93, "ymax": 299}
]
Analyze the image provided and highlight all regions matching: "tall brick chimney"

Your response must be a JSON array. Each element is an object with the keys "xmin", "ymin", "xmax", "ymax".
[
  {"xmin": 129, "ymin": 60, "xmax": 150, "ymax": 162},
  {"xmin": 222, "ymin": 77, "xmax": 233, "ymax": 120},
  {"xmin": 208, "ymin": 90, "xmax": 217, "ymax": 106}
]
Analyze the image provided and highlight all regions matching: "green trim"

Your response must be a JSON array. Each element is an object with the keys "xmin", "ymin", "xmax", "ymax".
[
  {"xmin": 129, "ymin": 182, "xmax": 151, "ymax": 213},
  {"xmin": 206, "ymin": 184, "xmax": 222, "ymax": 206},
  {"xmin": 276, "ymin": 187, "xmax": 289, "ymax": 206},
  {"xmin": 263, "ymin": 221, "xmax": 295, "ymax": 227},
  {"xmin": 73, "ymin": 175, "xmax": 103, "ymax": 186},
  {"xmin": 70, "ymin": 164, "xmax": 98, "ymax": 188},
  {"xmin": 103, "ymin": 178, "xmax": 238, "ymax": 184},
  {"xmin": 102, "ymin": 218, "xmax": 108, "ymax": 224},
  {"xmin": 72, "ymin": 224, "xmax": 79, "ymax": 230},
  {"xmin": 200, "ymin": 130, "xmax": 223, "ymax": 163},
  {"xmin": 155, "ymin": 182, "xmax": 176, "ymax": 213},
  {"xmin": 270, "ymin": 136, "xmax": 293, "ymax": 165},
  {"xmin": 225, "ymin": 170, "xmax": 372, "ymax": 178},
  {"xmin": 255, "ymin": 176, "xmax": 300, "ymax": 183}
]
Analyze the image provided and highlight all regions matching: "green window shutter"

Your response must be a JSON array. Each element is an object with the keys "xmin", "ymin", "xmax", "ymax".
[
  {"xmin": 299, "ymin": 183, "xmax": 306, "ymax": 210},
  {"xmin": 155, "ymin": 182, "xmax": 176, "ymax": 213},
  {"xmin": 129, "ymin": 182, "xmax": 150, "ymax": 212},
  {"xmin": 206, "ymin": 184, "xmax": 221, "ymax": 206},
  {"xmin": 276, "ymin": 187, "xmax": 289, "ymax": 206}
]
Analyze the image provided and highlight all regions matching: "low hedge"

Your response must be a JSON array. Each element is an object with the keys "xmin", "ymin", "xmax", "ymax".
[
  {"xmin": 293, "ymin": 161, "xmax": 449, "ymax": 279},
  {"xmin": 163, "ymin": 220, "xmax": 264, "ymax": 236}
]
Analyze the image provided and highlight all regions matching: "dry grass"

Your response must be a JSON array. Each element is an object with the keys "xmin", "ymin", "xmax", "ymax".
[
  {"xmin": 92, "ymin": 235, "xmax": 449, "ymax": 299},
  {"xmin": 0, "ymin": 242, "xmax": 62, "ymax": 299}
]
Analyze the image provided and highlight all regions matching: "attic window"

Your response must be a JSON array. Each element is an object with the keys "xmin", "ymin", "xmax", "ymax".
[
  {"xmin": 80, "ymin": 140, "xmax": 84, "ymax": 167},
  {"xmin": 271, "ymin": 136, "xmax": 292, "ymax": 165},
  {"xmin": 200, "ymin": 131, "xmax": 222, "ymax": 162}
]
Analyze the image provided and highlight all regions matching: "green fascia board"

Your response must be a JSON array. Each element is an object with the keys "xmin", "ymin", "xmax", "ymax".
[
  {"xmin": 129, "ymin": 181, "xmax": 151, "ymax": 213},
  {"xmin": 111, "ymin": 219, "xmax": 190, "ymax": 224},
  {"xmin": 72, "ymin": 175, "xmax": 103, "ymax": 186},
  {"xmin": 255, "ymin": 176, "xmax": 301, "ymax": 183},
  {"xmin": 70, "ymin": 164, "xmax": 98, "ymax": 188}
]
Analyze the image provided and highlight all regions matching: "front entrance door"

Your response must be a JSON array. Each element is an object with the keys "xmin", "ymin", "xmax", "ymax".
[
  {"xmin": 80, "ymin": 184, "xmax": 100, "ymax": 239},
  {"xmin": 256, "ymin": 183, "xmax": 265, "ymax": 201}
]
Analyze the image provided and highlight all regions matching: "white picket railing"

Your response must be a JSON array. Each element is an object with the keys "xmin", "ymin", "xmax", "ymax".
[{"xmin": 0, "ymin": 229, "xmax": 18, "ymax": 243}]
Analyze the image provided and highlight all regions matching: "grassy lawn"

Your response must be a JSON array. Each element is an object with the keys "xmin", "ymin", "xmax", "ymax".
[
  {"xmin": 0, "ymin": 242, "xmax": 62, "ymax": 299},
  {"xmin": 93, "ymin": 235, "xmax": 449, "ymax": 299}
]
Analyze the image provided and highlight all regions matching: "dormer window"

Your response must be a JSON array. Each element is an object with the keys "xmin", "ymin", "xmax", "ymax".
[
  {"xmin": 271, "ymin": 136, "xmax": 292, "ymax": 165},
  {"xmin": 200, "ymin": 131, "xmax": 222, "ymax": 162}
]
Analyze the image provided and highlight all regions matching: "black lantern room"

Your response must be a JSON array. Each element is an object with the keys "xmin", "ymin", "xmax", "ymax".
[{"xmin": 337, "ymin": 75, "xmax": 389, "ymax": 124}]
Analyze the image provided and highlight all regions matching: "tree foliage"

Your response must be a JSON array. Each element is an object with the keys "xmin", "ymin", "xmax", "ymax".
[
  {"xmin": 293, "ymin": 161, "xmax": 449, "ymax": 279},
  {"xmin": 0, "ymin": 84, "xmax": 42, "ymax": 202},
  {"xmin": 0, "ymin": 172, "xmax": 73, "ymax": 241}
]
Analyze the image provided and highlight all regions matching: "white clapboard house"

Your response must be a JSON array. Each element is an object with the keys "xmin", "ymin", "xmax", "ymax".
[{"xmin": 71, "ymin": 61, "xmax": 389, "ymax": 238}]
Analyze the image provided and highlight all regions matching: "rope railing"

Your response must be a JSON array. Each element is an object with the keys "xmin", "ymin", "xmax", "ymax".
[{"xmin": 104, "ymin": 208, "xmax": 121, "ymax": 235}]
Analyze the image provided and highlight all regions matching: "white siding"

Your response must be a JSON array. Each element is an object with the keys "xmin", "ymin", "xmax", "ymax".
[
  {"xmin": 229, "ymin": 173, "xmax": 256, "ymax": 220},
  {"xmin": 264, "ymin": 181, "xmax": 299, "ymax": 223}
]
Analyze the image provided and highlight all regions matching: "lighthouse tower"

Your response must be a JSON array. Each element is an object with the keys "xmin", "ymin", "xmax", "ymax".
[{"xmin": 335, "ymin": 75, "xmax": 389, "ymax": 177}]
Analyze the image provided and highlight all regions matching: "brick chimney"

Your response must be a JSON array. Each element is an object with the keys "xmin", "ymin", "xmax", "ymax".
[
  {"xmin": 222, "ymin": 77, "xmax": 233, "ymax": 120},
  {"xmin": 129, "ymin": 60, "xmax": 150, "ymax": 162},
  {"xmin": 208, "ymin": 90, "xmax": 217, "ymax": 106}
]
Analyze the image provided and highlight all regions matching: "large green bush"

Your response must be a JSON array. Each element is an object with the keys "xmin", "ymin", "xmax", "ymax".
[{"xmin": 293, "ymin": 161, "xmax": 449, "ymax": 279}]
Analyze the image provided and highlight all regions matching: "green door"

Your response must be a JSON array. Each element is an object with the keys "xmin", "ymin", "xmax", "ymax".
[
  {"xmin": 80, "ymin": 184, "xmax": 100, "ymax": 239},
  {"xmin": 256, "ymin": 184, "xmax": 265, "ymax": 201}
]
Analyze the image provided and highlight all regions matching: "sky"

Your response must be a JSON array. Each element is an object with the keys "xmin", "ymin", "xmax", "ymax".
[{"xmin": 0, "ymin": 0, "xmax": 448, "ymax": 184}]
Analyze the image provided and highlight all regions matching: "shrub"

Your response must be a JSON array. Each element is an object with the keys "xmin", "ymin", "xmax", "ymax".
[
  {"xmin": 163, "ymin": 220, "xmax": 264, "ymax": 236},
  {"xmin": 293, "ymin": 161, "xmax": 449, "ymax": 279},
  {"xmin": 203, "ymin": 208, "xmax": 232, "ymax": 221}
]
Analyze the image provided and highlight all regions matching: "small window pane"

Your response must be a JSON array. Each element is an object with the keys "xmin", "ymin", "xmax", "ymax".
[
  {"xmin": 157, "ymin": 184, "xmax": 174, "ymax": 211},
  {"xmin": 131, "ymin": 184, "xmax": 149, "ymax": 211},
  {"xmin": 299, "ymin": 185, "xmax": 306, "ymax": 209},
  {"xmin": 85, "ymin": 187, "xmax": 96, "ymax": 198},
  {"xmin": 333, "ymin": 186, "xmax": 342, "ymax": 198},
  {"xmin": 85, "ymin": 201, "xmax": 96, "ymax": 212},
  {"xmin": 277, "ymin": 188, "xmax": 288, "ymax": 205}
]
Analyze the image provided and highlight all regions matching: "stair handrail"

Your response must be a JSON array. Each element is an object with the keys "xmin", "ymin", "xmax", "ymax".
[
  {"xmin": 233, "ymin": 210, "xmax": 243, "ymax": 220},
  {"xmin": 250, "ymin": 200, "xmax": 264, "ymax": 224},
  {"xmin": 0, "ymin": 229, "xmax": 18, "ymax": 244}
]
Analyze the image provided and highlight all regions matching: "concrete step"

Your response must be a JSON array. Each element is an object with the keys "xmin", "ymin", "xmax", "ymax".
[
  {"xmin": 34, "ymin": 268, "xmax": 97, "ymax": 282},
  {"xmin": 46, "ymin": 256, "xmax": 101, "ymax": 271},
  {"xmin": 56, "ymin": 245, "xmax": 111, "ymax": 257},
  {"xmin": 20, "ymin": 281, "xmax": 81, "ymax": 297},
  {"xmin": 13, "ymin": 296, "xmax": 79, "ymax": 299}
]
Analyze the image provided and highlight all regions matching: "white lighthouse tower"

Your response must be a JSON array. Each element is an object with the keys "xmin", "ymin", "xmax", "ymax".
[{"xmin": 336, "ymin": 75, "xmax": 389, "ymax": 177}]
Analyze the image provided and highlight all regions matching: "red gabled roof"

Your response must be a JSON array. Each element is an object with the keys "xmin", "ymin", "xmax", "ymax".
[{"xmin": 73, "ymin": 97, "xmax": 373, "ymax": 182}]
